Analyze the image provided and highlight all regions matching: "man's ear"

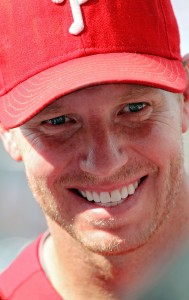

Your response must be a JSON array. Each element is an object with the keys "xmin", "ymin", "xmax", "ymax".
[
  {"xmin": 0, "ymin": 126, "xmax": 22, "ymax": 161},
  {"xmin": 182, "ymin": 54, "xmax": 189, "ymax": 133}
]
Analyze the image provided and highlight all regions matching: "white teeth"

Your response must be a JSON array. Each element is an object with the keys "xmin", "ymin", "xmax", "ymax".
[
  {"xmin": 93, "ymin": 192, "xmax": 101, "ymax": 203},
  {"xmin": 127, "ymin": 184, "xmax": 135, "ymax": 195},
  {"xmin": 98, "ymin": 201, "xmax": 122, "ymax": 207},
  {"xmin": 78, "ymin": 180, "xmax": 140, "ymax": 206},
  {"xmin": 86, "ymin": 191, "xmax": 93, "ymax": 201},
  {"xmin": 100, "ymin": 192, "xmax": 111, "ymax": 203},
  {"xmin": 81, "ymin": 191, "xmax": 86, "ymax": 198},
  {"xmin": 110, "ymin": 190, "xmax": 121, "ymax": 202},
  {"xmin": 121, "ymin": 186, "xmax": 128, "ymax": 198}
]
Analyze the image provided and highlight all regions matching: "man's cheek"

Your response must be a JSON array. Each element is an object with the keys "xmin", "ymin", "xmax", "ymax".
[{"xmin": 24, "ymin": 154, "xmax": 55, "ymax": 181}]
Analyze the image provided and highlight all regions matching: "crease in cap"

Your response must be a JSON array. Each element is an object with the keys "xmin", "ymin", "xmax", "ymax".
[{"xmin": 0, "ymin": 0, "xmax": 187, "ymax": 129}]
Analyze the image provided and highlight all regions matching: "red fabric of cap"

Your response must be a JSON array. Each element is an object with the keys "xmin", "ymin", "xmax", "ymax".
[{"xmin": 0, "ymin": 0, "xmax": 187, "ymax": 129}]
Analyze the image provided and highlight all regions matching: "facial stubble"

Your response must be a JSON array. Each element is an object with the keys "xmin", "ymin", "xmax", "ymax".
[{"xmin": 26, "ymin": 143, "xmax": 185, "ymax": 256}]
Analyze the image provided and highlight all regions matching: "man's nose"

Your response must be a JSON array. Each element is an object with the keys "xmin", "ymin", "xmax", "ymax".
[{"xmin": 79, "ymin": 129, "xmax": 128, "ymax": 177}]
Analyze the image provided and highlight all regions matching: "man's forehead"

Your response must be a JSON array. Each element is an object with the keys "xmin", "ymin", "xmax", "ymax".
[{"xmin": 41, "ymin": 83, "xmax": 163, "ymax": 113}]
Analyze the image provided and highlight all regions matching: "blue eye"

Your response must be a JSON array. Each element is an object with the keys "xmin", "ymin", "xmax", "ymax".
[
  {"xmin": 44, "ymin": 116, "xmax": 70, "ymax": 125},
  {"xmin": 124, "ymin": 102, "xmax": 147, "ymax": 113}
]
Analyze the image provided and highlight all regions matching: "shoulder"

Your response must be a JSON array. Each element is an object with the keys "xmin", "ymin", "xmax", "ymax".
[{"xmin": 0, "ymin": 234, "xmax": 61, "ymax": 300}]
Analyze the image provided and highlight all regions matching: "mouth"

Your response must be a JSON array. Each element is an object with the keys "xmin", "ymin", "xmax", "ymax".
[{"xmin": 71, "ymin": 177, "xmax": 146, "ymax": 207}]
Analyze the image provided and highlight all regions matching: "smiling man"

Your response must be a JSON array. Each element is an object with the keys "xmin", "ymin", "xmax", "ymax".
[{"xmin": 0, "ymin": 1, "xmax": 189, "ymax": 299}]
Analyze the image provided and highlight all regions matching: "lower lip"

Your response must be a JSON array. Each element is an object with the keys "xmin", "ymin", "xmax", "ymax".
[{"xmin": 69, "ymin": 177, "xmax": 147, "ymax": 217}]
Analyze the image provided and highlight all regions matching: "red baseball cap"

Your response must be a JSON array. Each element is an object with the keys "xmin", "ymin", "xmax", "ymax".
[{"xmin": 0, "ymin": 0, "xmax": 187, "ymax": 129}]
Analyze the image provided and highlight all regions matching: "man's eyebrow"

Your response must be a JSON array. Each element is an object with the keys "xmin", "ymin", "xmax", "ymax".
[
  {"xmin": 120, "ymin": 86, "xmax": 158, "ymax": 101},
  {"xmin": 119, "ymin": 86, "xmax": 162, "ymax": 102},
  {"xmin": 40, "ymin": 103, "xmax": 64, "ymax": 116}
]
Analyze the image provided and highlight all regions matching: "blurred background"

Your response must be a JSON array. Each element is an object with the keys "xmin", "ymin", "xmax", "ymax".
[{"xmin": 0, "ymin": 0, "xmax": 188, "ymax": 272}]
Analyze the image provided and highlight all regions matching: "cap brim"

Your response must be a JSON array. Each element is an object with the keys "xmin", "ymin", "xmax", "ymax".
[{"xmin": 0, "ymin": 53, "xmax": 187, "ymax": 129}]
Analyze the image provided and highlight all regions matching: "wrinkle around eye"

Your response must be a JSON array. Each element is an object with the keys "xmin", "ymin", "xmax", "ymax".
[
  {"xmin": 17, "ymin": 132, "xmax": 45, "ymax": 160},
  {"xmin": 22, "ymin": 131, "xmax": 45, "ymax": 148},
  {"xmin": 117, "ymin": 103, "xmax": 153, "ymax": 125}
]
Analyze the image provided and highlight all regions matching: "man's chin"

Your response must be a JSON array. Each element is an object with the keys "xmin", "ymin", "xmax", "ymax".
[
  {"xmin": 72, "ymin": 230, "xmax": 151, "ymax": 256},
  {"xmin": 45, "ymin": 208, "xmax": 157, "ymax": 255}
]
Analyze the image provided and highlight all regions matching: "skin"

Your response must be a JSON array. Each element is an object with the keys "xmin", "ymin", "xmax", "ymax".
[
  {"xmin": 6, "ymin": 84, "xmax": 188, "ymax": 250},
  {"xmin": 1, "ymin": 62, "xmax": 189, "ymax": 299}
]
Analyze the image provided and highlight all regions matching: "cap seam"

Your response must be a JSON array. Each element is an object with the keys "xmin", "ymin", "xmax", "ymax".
[
  {"xmin": 159, "ymin": 0, "xmax": 172, "ymax": 57},
  {"xmin": 79, "ymin": 6, "xmax": 88, "ymax": 55},
  {"xmin": 67, "ymin": 0, "xmax": 86, "ymax": 53}
]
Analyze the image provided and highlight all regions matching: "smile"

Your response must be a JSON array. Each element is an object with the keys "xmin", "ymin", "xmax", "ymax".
[{"xmin": 77, "ymin": 179, "xmax": 141, "ymax": 207}]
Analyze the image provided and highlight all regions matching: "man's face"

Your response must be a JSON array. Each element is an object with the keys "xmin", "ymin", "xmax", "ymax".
[{"xmin": 11, "ymin": 84, "xmax": 185, "ymax": 254}]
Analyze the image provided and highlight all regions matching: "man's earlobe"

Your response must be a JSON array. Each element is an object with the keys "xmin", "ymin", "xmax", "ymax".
[
  {"xmin": 182, "ymin": 54, "xmax": 189, "ymax": 133},
  {"xmin": 0, "ymin": 126, "xmax": 22, "ymax": 161},
  {"xmin": 183, "ymin": 54, "xmax": 189, "ymax": 101}
]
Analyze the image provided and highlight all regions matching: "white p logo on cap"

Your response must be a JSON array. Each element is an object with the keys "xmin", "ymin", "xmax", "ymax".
[{"xmin": 52, "ymin": 0, "xmax": 89, "ymax": 35}]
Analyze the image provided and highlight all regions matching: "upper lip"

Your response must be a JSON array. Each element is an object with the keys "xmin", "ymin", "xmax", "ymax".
[{"xmin": 67, "ymin": 176, "xmax": 146, "ymax": 192}]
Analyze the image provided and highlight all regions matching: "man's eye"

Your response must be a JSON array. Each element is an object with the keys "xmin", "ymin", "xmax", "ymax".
[
  {"xmin": 123, "ymin": 102, "xmax": 147, "ymax": 113},
  {"xmin": 43, "ymin": 115, "xmax": 70, "ymax": 125}
]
